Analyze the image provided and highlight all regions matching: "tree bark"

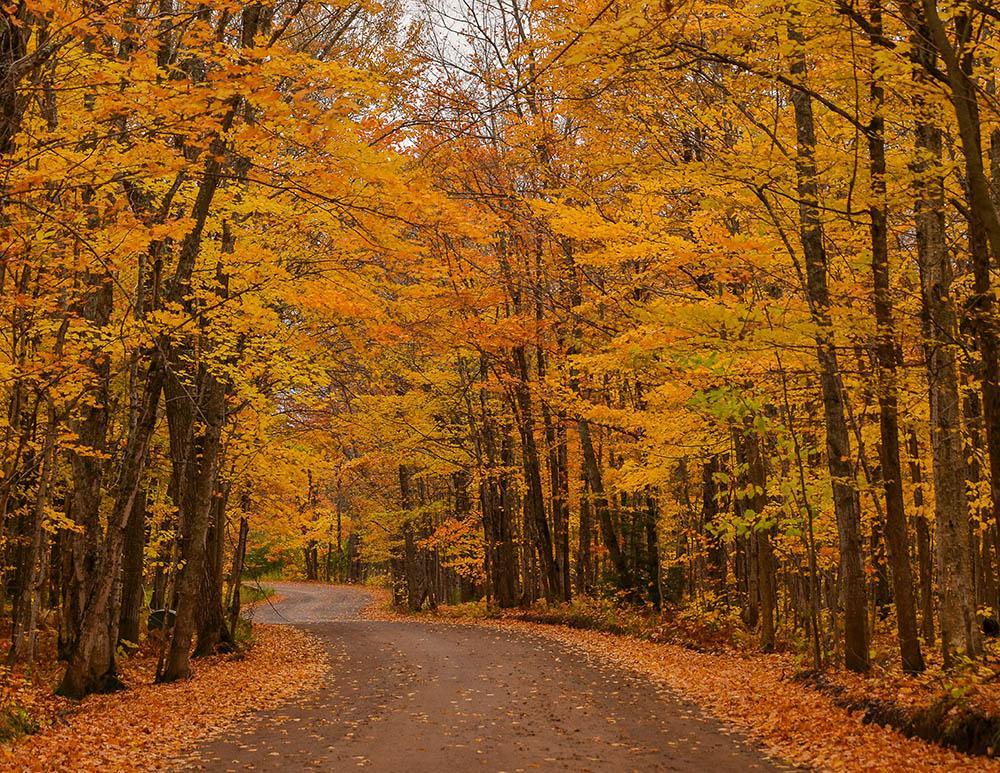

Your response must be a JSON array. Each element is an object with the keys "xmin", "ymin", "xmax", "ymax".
[
  {"xmin": 904, "ymin": 2, "xmax": 983, "ymax": 664},
  {"xmin": 787, "ymin": 10, "xmax": 869, "ymax": 671},
  {"xmin": 864, "ymin": 0, "xmax": 923, "ymax": 673},
  {"xmin": 511, "ymin": 346, "xmax": 559, "ymax": 601},
  {"xmin": 227, "ymin": 515, "xmax": 249, "ymax": 635},
  {"xmin": 578, "ymin": 418, "xmax": 631, "ymax": 591},
  {"xmin": 194, "ymin": 481, "xmax": 232, "ymax": 657},
  {"xmin": 159, "ymin": 368, "xmax": 226, "ymax": 682},
  {"xmin": 117, "ymin": 488, "xmax": 146, "ymax": 649},
  {"xmin": 905, "ymin": 426, "xmax": 936, "ymax": 645}
]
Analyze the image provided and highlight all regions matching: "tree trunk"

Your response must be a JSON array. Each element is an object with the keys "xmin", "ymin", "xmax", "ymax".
[
  {"xmin": 194, "ymin": 481, "xmax": 232, "ymax": 657},
  {"xmin": 864, "ymin": 0, "xmax": 923, "ymax": 673},
  {"xmin": 905, "ymin": 426, "xmax": 936, "ymax": 645},
  {"xmin": 578, "ymin": 418, "xmax": 631, "ymax": 590},
  {"xmin": 644, "ymin": 493, "xmax": 661, "ymax": 609},
  {"xmin": 702, "ymin": 454, "xmax": 727, "ymax": 601},
  {"xmin": 904, "ymin": 3, "xmax": 983, "ymax": 664},
  {"xmin": 744, "ymin": 423, "xmax": 776, "ymax": 652},
  {"xmin": 787, "ymin": 10, "xmax": 869, "ymax": 671},
  {"xmin": 58, "ymin": 274, "xmax": 126, "ymax": 698},
  {"xmin": 228, "ymin": 515, "xmax": 249, "ymax": 635},
  {"xmin": 117, "ymin": 488, "xmax": 146, "ymax": 650},
  {"xmin": 511, "ymin": 346, "xmax": 559, "ymax": 601},
  {"xmin": 577, "ymin": 472, "xmax": 594, "ymax": 595},
  {"xmin": 8, "ymin": 403, "xmax": 57, "ymax": 663},
  {"xmin": 159, "ymin": 369, "xmax": 226, "ymax": 682}
]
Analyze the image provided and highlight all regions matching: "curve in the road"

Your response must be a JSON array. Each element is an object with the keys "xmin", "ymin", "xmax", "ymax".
[{"xmin": 185, "ymin": 582, "xmax": 780, "ymax": 772}]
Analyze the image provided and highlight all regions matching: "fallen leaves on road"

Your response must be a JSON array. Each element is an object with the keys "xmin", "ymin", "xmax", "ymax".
[
  {"xmin": 0, "ymin": 625, "xmax": 328, "ymax": 772},
  {"xmin": 379, "ymin": 599, "xmax": 999, "ymax": 772},
  {"xmin": 516, "ymin": 624, "xmax": 994, "ymax": 772}
]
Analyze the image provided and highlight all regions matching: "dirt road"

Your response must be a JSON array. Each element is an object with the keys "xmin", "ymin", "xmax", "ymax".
[{"xmin": 186, "ymin": 583, "xmax": 779, "ymax": 771}]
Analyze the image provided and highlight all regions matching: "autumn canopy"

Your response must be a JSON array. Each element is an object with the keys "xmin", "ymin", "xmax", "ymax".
[{"xmin": 2, "ymin": 0, "xmax": 1000, "ymax": 739}]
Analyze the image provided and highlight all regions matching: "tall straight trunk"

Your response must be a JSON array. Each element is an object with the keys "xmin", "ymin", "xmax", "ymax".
[
  {"xmin": 905, "ymin": 426, "xmax": 936, "ymax": 645},
  {"xmin": 558, "ymin": 238, "xmax": 622, "ymax": 594},
  {"xmin": 400, "ymin": 465, "xmax": 415, "ymax": 605},
  {"xmin": 227, "ymin": 515, "xmax": 249, "ymax": 635},
  {"xmin": 578, "ymin": 418, "xmax": 631, "ymax": 590},
  {"xmin": 534, "ymin": 245, "xmax": 570, "ymax": 602},
  {"xmin": 539, "ymin": 374, "xmax": 568, "ymax": 600},
  {"xmin": 8, "ymin": 402, "xmax": 57, "ymax": 663},
  {"xmin": 194, "ymin": 481, "xmax": 232, "ymax": 657},
  {"xmin": 954, "ymin": 15, "xmax": 1000, "ymax": 621},
  {"xmin": 904, "ymin": 4, "xmax": 983, "ymax": 664},
  {"xmin": 644, "ymin": 493, "xmax": 661, "ymax": 609},
  {"xmin": 117, "ymin": 216, "xmax": 152, "ymax": 653},
  {"xmin": 556, "ymin": 419, "xmax": 571, "ymax": 600},
  {"xmin": 482, "ymin": 451, "xmax": 519, "ymax": 607},
  {"xmin": 117, "ymin": 488, "xmax": 146, "ymax": 649},
  {"xmin": 399, "ymin": 464, "xmax": 423, "ymax": 611},
  {"xmin": 743, "ymin": 423, "xmax": 776, "ymax": 651},
  {"xmin": 701, "ymin": 455, "xmax": 727, "ymax": 599},
  {"xmin": 914, "ymin": 128, "xmax": 982, "ymax": 663},
  {"xmin": 511, "ymin": 346, "xmax": 559, "ymax": 601},
  {"xmin": 160, "ymin": 369, "xmax": 226, "ymax": 682},
  {"xmin": 466, "ymin": 354, "xmax": 520, "ymax": 608},
  {"xmin": 787, "ymin": 11, "xmax": 869, "ymax": 672},
  {"xmin": 496, "ymin": 432, "xmax": 521, "ymax": 606},
  {"xmin": 964, "ymin": 380, "xmax": 987, "ymax": 606},
  {"xmin": 335, "ymin": 480, "xmax": 343, "ymax": 583},
  {"xmin": 864, "ymin": 0, "xmax": 923, "ymax": 674},
  {"xmin": 577, "ymin": 472, "xmax": 594, "ymax": 594},
  {"xmin": 540, "ymin": 393, "xmax": 570, "ymax": 602},
  {"xmin": 935, "ymin": 0, "xmax": 1000, "ymax": 614}
]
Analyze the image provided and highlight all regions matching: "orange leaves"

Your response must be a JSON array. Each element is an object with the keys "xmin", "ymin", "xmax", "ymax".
[
  {"xmin": 418, "ymin": 518, "xmax": 486, "ymax": 580},
  {"xmin": 1, "ymin": 625, "xmax": 328, "ymax": 772}
]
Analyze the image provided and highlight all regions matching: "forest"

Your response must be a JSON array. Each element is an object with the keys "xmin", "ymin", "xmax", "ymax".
[{"xmin": 4, "ymin": 0, "xmax": 1000, "ymax": 769}]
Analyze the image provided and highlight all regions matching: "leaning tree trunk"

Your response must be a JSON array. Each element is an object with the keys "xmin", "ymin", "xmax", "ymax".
[
  {"xmin": 227, "ymin": 515, "xmax": 250, "ymax": 635},
  {"xmin": 58, "ymin": 342, "xmax": 164, "ymax": 698}
]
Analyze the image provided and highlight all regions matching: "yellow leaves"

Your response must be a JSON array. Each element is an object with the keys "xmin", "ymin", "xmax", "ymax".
[{"xmin": 42, "ymin": 505, "xmax": 83, "ymax": 534}]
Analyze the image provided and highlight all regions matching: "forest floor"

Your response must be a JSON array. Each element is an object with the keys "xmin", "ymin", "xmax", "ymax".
[
  {"xmin": 395, "ymin": 598, "xmax": 1000, "ymax": 771},
  {"xmin": 0, "ymin": 594, "xmax": 325, "ymax": 771}
]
